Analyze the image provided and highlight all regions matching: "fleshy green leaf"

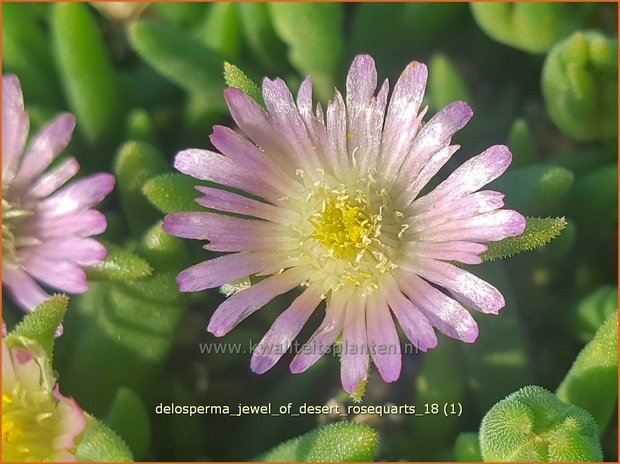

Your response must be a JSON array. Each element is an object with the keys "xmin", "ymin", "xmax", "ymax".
[
  {"xmin": 138, "ymin": 222, "xmax": 190, "ymax": 273},
  {"xmin": 128, "ymin": 20, "xmax": 227, "ymax": 107},
  {"xmin": 87, "ymin": 242, "xmax": 152, "ymax": 282},
  {"xmin": 542, "ymin": 30, "xmax": 618, "ymax": 140},
  {"xmin": 55, "ymin": 273, "xmax": 187, "ymax": 415},
  {"xmin": 480, "ymin": 385, "xmax": 602, "ymax": 461},
  {"xmin": 496, "ymin": 165, "xmax": 574, "ymax": 215},
  {"xmin": 507, "ymin": 118, "xmax": 536, "ymax": 168},
  {"xmin": 237, "ymin": 3, "xmax": 288, "ymax": 71},
  {"xmin": 151, "ymin": 2, "xmax": 208, "ymax": 29},
  {"xmin": 224, "ymin": 61, "xmax": 263, "ymax": 105},
  {"xmin": 568, "ymin": 163, "xmax": 618, "ymax": 232},
  {"xmin": 6, "ymin": 295, "xmax": 68, "ymax": 360},
  {"xmin": 197, "ymin": 2, "xmax": 242, "ymax": 58},
  {"xmin": 429, "ymin": 53, "xmax": 472, "ymax": 111},
  {"xmin": 105, "ymin": 388, "xmax": 151, "ymax": 460},
  {"xmin": 76, "ymin": 414, "xmax": 134, "ymax": 462},
  {"xmin": 3, "ymin": 3, "xmax": 63, "ymax": 107},
  {"xmin": 557, "ymin": 311, "xmax": 618, "ymax": 432},
  {"xmin": 455, "ymin": 432, "xmax": 482, "ymax": 462},
  {"xmin": 411, "ymin": 338, "xmax": 465, "ymax": 460},
  {"xmin": 574, "ymin": 285, "xmax": 618, "ymax": 343},
  {"xmin": 143, "ymin": 173, "xmax": 205, "ymax": 213},
  {"xmin": 268, "ymin": 3, "xmax": 343, "ymax": 101},
  {"xmin": 482, "ymin": 217, "xmax": 567, "ymax": 262},
  {"xmin": 470, "ymin": 3, "xmax": 589, "ymax": 54},
  {"xmin": 114, "ymin": 141, "xmax": 169, "ymax": 235},
  {"xmin": 458, "ymin": 261, "xmax": 534, "ymax": 413},
  {"xmin": 255, "ymin": 422, "xmax": 379, "ymax": 462},
  {"xmin": 51, "ymin": 3, "xmax": 122, "ymax": 144}
]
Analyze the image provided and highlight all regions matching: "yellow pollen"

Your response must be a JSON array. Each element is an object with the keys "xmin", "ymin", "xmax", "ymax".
[{"xmin": 310, "ymin": 194, "xmax": 377, "ymax": 260}]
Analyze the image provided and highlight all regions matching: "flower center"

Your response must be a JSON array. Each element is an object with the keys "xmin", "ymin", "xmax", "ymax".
[
  {"xmin": 2, "ymin": 191, "xmax": 33, "ymax": 264},
  {"xmin": 310, "ymin": 194, "xmax": 377, "ymax": 261}
]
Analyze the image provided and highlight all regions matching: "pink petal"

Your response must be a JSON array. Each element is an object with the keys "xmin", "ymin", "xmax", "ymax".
[
  {"xmin": 53, "ymin": 385, "xmax": 87, "ymax": 450},
  {"xmin": 415, "ymin": 209, "xmax": 526, "ymax": 242},
  {"xmin": 2, "ymin": 75, "xmax": 29, "ymax": 182},
  {"xmin": 207, "ymin": 267, "xmax": 308, "ymax": 336},
  {"xmin": 251, "ymin": 284, "xmax": 323, "ymax": 374},
  {"xmin": 163, "ymin": 212, "xmax": 292, "ymax": 252},
  {"xmin": 210, "ymin": 125, "xmax": 298, "ymax": 192},
  {"xmin": 24, "ymin": 257, "xmax": 88, "ymax": 294},
  {"xmin": 341, "ymin": 296, "xmax": 369, "ymax": 394},
  {"xmin": 29, "ymin": 238, "xmax": 107, "ymax": 266},
  {"xmin": 413, "ymin": 145, "xmax": 512, "ymax": 212},
  {"xmin": 176, "ymin": 252, "xmax": 286, "ymax": 292},
  {"xmin": 11, "ymin": 113, "xmax": 76, "ymax": 190},
  {"xmin": 398, "ymin": 272, "xmax": 479, "ymax": 343},
  {"xmin": 366, "ymin": 292, "xmax": 401, "ymax": 382},
  {"xmin": 224, "ymin": 87, "xmax": 287, "ymax": 159},
  {"xmin": 290, "ymin": 290, "xmax": 348, "ymax": 374},
  {"xmin": 408, "ymin": 258, "xmax": 505, "ymax": 314},
  {"xmin": 40, "ymin": 173, "xmax": 115, "ymax": 216},
  {"xmin": 2, "ymin": 267, "xmax": 50, "ymax": 311},
  {"xmin": 383, "ymin": 276, "xmax": 437, "ymax": 352},
  {"xmin": 296, "ymin": 77, "xmax": 330, "ymax": 167},
  {"xmin": 174, "ymin": 148, "xmax": 278, "ymax": 201},
  {"xmin": 262, "ymin": 78, "xmax": 320, "ymax": 174},
  {"xmin": 325, "ymin": 90, "xmax": 349, "ymax": 174},
  {"xmin": 25, "ymin": 210, "xmax": 107, "ymax": 239},
  {"xmin": 381, "ymin": 61, "xmax": 428, "ymax": 175},
  {"xmin": 27, "ymin": 157, "xmax": 80, "ymax": 199},
  {"xmin": 396, "ymin": 101, "xmax": 473, "ymax": 186},
  {"xmin": 411, "ymin": 190, "xmax": 505, "ymax": 228},
  {"xmin": 404, "ymin": 241, "xmax": 487, "ymax": 265},
  {"xmin": 194, "ymin": 186, "xmax": 290, "ymax": 224}
]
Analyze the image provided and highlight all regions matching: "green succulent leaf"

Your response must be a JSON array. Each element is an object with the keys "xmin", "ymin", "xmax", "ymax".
[
  {"xmin": 255, "ymin": 422, "xmax": 379, "ymax": 462},
  {"xmin": 455, "ymin": 432, "xmax": 482, "ymax": 462},
  {"xmin": 480, "ymin": 385, "xmax": 602, "ymax": 461},
  {"xmin": 268, "ymin": 3, "xmax": 343, "ymax": 101},
  {"xmin": 87, "ymin": 242, "xmax": 153, "ymax": 282},
  {"xmin": 482, "ymin": 217, "xmax": 567, "ymax": 262},
  {"xmin": 143, "ymin": 173, "xmax": 206, "ymax": 214},
  {"xmin": 470, "ymin": 3, "xmax": 589, "ymax": 54},
  {"xmin": 557, "ymin": 311, "xmax": 618, "ymax": 432},
  {"xmin": 495, "ymin": 165, "xmax": 574, "ymax": 216},
  {"xmin": 198, "ymin": 2, "xmax": 242, "ymax": 58},
  {"xmin": 237, "ymin": 3, "xmax": 288, "ymax": 71},
  {"xmin": 51, "ymin": 3, "xmax": 122, "ymax": 144},
  {"xmin": 223, "ymin": 61, "xmax": 263, "ymax": 105},
  {"xmin": 507, "ymin": 118, "xmax": 536, "ymax": 168},
  {"xmin": 574, "ymin": 286, "xmax": 618, "ymax": 343},
  {"xmin": 138, "ymin": 222, "xmax": 191, "ymax": 273},
  {"xmin": 3, "ymin": 3, "xmax": 62, "ymax": 107},
  {"xmin": 76, "ymin": 414, "xmax": 134, "ymax": 462},
  {"xmin": 114, "ymin": 140, "xmax": 169, "ymax": 235},
  {"xmin": 105, "ymin": 388, "xmax": 151, "ymax": 461},
  {"xmin": 429, "ymin": 53, "xmax": 472, "ymax": 111},
  {"xmin": 6, "ymin": 295, "xmax": 68, "ymax": 360},
  {"xmin": 542, "ymin": 30, "xmax": 618, "ymax": 141},
  {"xmin": 55, "ymin": 273, "xmax": 187, "ymax": 415},
  {"xmin": 128, "ymin": 20, "xmax": 227, "ymax": 107}
]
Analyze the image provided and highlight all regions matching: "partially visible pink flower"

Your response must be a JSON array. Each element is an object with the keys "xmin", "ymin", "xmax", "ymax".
[
  {"xmin": 2, "ymin": 75, "xmax": 115, "ymax": 310},
  {"xmin": 164, "ymin": 55, "xmax": 526, "ymax": 395},
  {"xmin": 2, "ymin": 337, "xmax": 86, "ymax": 461}
]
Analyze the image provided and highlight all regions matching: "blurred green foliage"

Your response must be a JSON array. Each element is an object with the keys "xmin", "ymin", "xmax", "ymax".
[{"xmin": 2, "ymin": 2, "xmax": 616, "ymax": 462}]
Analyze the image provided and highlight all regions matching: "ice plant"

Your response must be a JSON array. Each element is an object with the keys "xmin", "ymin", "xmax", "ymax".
[
  {"xmin": 163, "ymin": 55, "xmax": 526, "ymax": 394},
  {"xmin": 2, "ymin": 75, "xmax": 115, "ymax": 310},
  {"xmin": 2, "ymin": 337, "xmax": 86, "ymax": 461}
]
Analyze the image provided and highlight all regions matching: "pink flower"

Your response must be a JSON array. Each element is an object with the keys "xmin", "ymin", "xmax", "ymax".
[
  {"xmin": 163, "ymin": 55, "xmax": 526, "ymax": 394},
  {"xmin": 2, "ymin": 337, "xmax": 86, "ymax": 461},
  {"xmin": 2, "ymin": 75, "xmax": 115, "ymax": 310}
]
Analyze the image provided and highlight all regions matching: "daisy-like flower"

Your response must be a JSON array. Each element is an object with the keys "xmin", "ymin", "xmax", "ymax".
[
  {"xmin": 2, "ymin": 75, "xmax": 115, "ymax": 310},
  {"xmin": 2, "ymin": 337, "xmax": 86, "ymax": 461},
  {"xmin": 163, "ymin": 55, "xmax": 526, "ymax": 394}
]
